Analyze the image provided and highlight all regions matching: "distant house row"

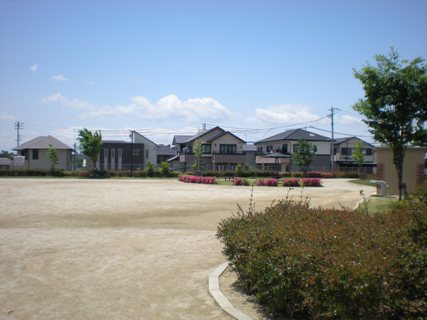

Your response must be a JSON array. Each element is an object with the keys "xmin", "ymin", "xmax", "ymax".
[{"xmin": 6, "ymin": 126, "xmax": 375, "ymax": 172}]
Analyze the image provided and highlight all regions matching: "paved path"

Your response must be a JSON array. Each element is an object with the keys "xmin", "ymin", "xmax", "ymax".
[{"xmin": 0, "ymin": 178, "xmax": 374, "ymax": 319}]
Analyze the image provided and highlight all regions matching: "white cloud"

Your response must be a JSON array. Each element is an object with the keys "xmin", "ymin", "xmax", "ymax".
[
  {"xmin": 51, "ymin": 74, "xmax": 67, "ymax": 82},
  {"xmin": 336, "ymin": 114, "xmax": 362, "ymax": 125},
  {"xmin": 0, "ymin": 112, "xmax": 16, "ymax": 121},
  {"xmin": 254, "ymin": 104, "xmax": 321, "ymax": 124},
  {"xmin": 41, "ymin": 93, "xmax": 232, "ymax": 122},
  {"xmin": 30, "ymin": 63, "xmax": 38, "ymax": 73}
]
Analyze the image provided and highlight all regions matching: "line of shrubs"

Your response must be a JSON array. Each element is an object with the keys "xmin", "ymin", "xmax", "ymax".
[
  {"xmin": 199, "ymin": 170, "xmax": 356, "ymax": 179},
  {"xmin": 230, "ymin": 177, "xmax": 322, "ymax": 187},
  {"xmin": 0, "ymin": 169, "xmax": 179, "ymax": 178},
  {"xmin": 178, "ymin": 175, "xmax": 217, "ymax": 184},
  {"xmin": 217, "ymin": 190, "xmax": 427, "ymax": 319}
]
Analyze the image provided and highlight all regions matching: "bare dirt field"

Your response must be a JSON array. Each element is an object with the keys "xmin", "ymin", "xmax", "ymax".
[{"xmin": 0, "ymin": 178, "xmax": 374, "ymax": 319}]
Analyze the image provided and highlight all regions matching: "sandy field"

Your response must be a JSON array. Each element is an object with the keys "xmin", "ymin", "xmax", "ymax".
[{"xmin": 0, "ymin": 178, "xmax": 374, "ymax": 319}]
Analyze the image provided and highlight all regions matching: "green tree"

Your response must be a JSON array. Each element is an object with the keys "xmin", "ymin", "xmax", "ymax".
[
  {"xmin": 192, "ymin": 138, "xmax": 202, "ymax": 174},
  {"xmin": 352, "ymin": 141, "xmax": 365, "ymax": 178},
  {"xmin": 77, "ymin": 128, "xmax": 102, "ymax": 170},
  {"xmin": 159, "ymin": 161, "xmax": 170, "ymax": 177},
  {"xmin": 292, "ymin": 139, "xmax": 316, "ymax": 174},
  {"xmin": 47, "ymin": 144, "xmax": 59, "ymax": 172},
  {"xmin": 353, "ymin": 49, "xmax": 427, "ymax": 199},
  {"xmin": 145, "ymin": 161, "xmax": 155, "ymax": 177},
  {"xmin": 0, "ymin": 150, "xmax": 14, "ymax": 158}
]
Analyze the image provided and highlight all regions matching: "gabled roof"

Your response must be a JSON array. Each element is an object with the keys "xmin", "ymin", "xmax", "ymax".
[
  {"xmin": 14, "ymin": 135, "xmax": 73, "ymax": 150},
  {"xmin": 207, "ymin": 131, "xmax": 246, "ymax": 143},
  {"xmin": 334, "ymin": 136, "xmax": 375, "ymax": 148},
  {"xmin": 156, "ymin": 145, "xmax": 177, "ymax": 156},
  {"xmin": 172, "ymin": 135, "xmax": 193, "ymax": 145},
  {"xmin": 183, "ymin": 126, "xmax": 226, "ymax": 143},
  {"xmin": 255, "ymin": 128, "xmax": 330, "ymax": 144}
]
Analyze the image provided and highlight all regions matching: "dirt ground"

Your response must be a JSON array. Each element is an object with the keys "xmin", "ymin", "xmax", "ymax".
[{"xmin": 0, "ymin": 178, "xmax": 374, "ymax": 319}]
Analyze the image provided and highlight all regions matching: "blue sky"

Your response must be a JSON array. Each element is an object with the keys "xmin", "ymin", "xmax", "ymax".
[{"xmin": 1, "ymin": 0, "xmax": 426, "ymax": 150}]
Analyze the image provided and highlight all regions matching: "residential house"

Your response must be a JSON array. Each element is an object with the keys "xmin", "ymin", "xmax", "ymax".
[
  {"xmin": 14, "ymin": 135, "xmax": 73, "ymax": 170},
  {"xmin": 333, "ymin": 137, "xmax": 376, "ymax": 171},
  {"xmin": 172, "ymin": 126, "xmax": 247, "ymax": 172},
  {"xmin": 98, "ymin": 131, "xmax": 176, "ymax": 171},
  {"xmin": 255, "ymin": 129, "xmax": 331, "ymax": 172}
]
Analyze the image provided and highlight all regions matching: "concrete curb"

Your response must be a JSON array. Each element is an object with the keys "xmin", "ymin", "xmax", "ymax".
[{"xmin": 208, "ymin": 262, "xmax": 253, "ymax": 320}]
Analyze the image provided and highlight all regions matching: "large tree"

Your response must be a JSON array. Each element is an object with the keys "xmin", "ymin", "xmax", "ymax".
[
  {"xmin": 292, "ymin": 139, "xmax": 316, "ymax": 174},
  {"xmin": 77, "ymin": 128, "xmax": 102, "ymax": 170},
  {"xmin": 353, "ymin": 48, "xmax": 427, "ymax": 199}
]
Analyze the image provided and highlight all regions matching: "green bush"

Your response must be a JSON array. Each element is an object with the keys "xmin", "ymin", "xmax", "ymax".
[
  {"xmin": 217, "ymin": 197, "xmax": 427, "ymax": 319},
  {"xmin": 145, "ymin": 161, "xmax": 156, "ymax": 177}
]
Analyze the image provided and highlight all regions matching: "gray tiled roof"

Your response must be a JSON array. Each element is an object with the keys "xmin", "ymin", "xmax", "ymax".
[
  {"xmin": 14, "ymin": 135, "xmax": 73, "ymax": 150},
  {"xmin": 334, "ymin": 136, "xmax": 375, "ymax": 147},
  {"xmin": 156, "ymin": 145, "xmax": 177, "ymax": 156},
  {"xmin": 172, "ymin": 135, "xmax": 194, "ymax": 145},
  {"xmin": 183, "ymin": 126, "xmax": 225, "ymax": 143},
  {"xmin": 207, "ymin": 131, "xmax": 246, "ymax": 143},
  {"xmin": 255, "ymin": 128, "xmax": 330, "ymax": 144}
]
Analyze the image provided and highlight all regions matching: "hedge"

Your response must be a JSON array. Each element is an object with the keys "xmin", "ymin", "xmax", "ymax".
[{"xmin": 217, "ymin": 194, "xmax": 427, "ymax": 319}]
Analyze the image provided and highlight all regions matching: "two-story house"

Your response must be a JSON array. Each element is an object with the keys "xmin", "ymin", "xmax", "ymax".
[
  {"xmin": 98, "ymin": 131, "xmax": 176, "ymax": 171},
  {"xmin": 255, "ymin": 128, "xmax": 331, "ymax": 172},
  {"xmin": 172, "ymin": 126, "xmax": 247, "ymax": 172},
  {"xmin": 333, "ymin": 137, "xmax": 375, "ymax": 171}
]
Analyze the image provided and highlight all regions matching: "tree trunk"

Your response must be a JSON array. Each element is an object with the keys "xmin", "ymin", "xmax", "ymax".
[{"xmin": 393, "ymin": 145, "xmax": 406, "ymax": 200}]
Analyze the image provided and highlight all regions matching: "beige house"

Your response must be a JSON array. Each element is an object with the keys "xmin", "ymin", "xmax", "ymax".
[
  {"xmin": 173, "ymin": 126, "xmax": 246, "ymax": 171},
  {"xmin": 14, "ymin": 135, "xmax": 73, "ymax": 170},
  {"xmin": 254, "ymin": 128, "xmax": 331, "ymax": 172},
  {"xmin": 376, "ymin": 146, "xmax": 426, "ymax": 195},
  {"xmin": 334, "ymin": 137, "xmax": 375, "ymax": 171}
]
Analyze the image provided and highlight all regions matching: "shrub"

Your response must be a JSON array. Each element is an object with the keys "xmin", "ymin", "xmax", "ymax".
[
  {"xmin": 217, "ymin": 197, "xmax": 427, "ymax": 319},
  {"xmin": 232, "ymin": 177, "xmax": 250, "ymax": 186},
  {"xmin": 282, "ymin": 178, "xmax": 322, "ymax": 187},
  {"xmin": 159, "ymin": 161, "xmax": 171, "ymax": 177},
  {"xmin": 145, "ymin": 161, "xmax": 156, "ymax": 177},
  {"xmin": 256, "ymin": 178, "xmax": 278, "ymax": 186},
  {"xmin": 178, "ymin": 175, "xmax": 217, "ymax": 184}
]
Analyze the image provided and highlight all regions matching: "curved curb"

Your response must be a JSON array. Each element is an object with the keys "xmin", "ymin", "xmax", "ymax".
[{"xmin": 208, "ymin": 262, "xmax": 253, "ymax": 320}]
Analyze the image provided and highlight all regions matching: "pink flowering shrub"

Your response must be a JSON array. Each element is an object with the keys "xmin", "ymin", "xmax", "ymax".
[
  {"xmin": 282, "ymin": 178, "xmax": 300, "ymax": 187},
  {"xmin": 282, "ymin": 178, "xmax": 322, "ymax": 187},
  {"xmin": 256, "ymin": 178, "xmax": 278, "ymax": 187},
  {"xmin": 178, "ymin": 175, "xmax": 217, "ymax": 184},
  {"xmin": 232, "ymin": 177, "xmax": 250, "ymax": 186}
]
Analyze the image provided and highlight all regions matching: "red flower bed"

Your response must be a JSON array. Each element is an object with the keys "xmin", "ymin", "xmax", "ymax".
[
  {"xmin": 232, "ymin": 177, "xmax": 250, "ymax": 186},
  {"xmin": 282, "ymin": 177, "xmax": 322, "ymax": 187},
  {"xmin": 256, "ymin": 178, "xmax": 278, "ymax": 186},
  {"xmin": 178, "ymin": 175, "xmax": 217, "ymax": 184}
]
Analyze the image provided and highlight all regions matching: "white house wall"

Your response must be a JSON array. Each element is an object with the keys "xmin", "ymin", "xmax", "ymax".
[
  {"xmin": 133, "ymin": 133, "xmax": 158, "ymax": 165},
  {"xmin": 25, "ymin": 149, "xmax": 71, "ymax": 170},
  {"xmin": 211, "ymin": 134, "xmax": 244, "ymax": 154}
]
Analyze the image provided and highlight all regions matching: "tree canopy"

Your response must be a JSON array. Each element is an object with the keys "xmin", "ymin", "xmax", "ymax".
[
  {"xmin": 77, "ymin": 128, "xmax": 102, "ymax": 168},
  {"xmin": 292, "ymin": 139, "xmax": 316, "ymax": 173},
  {"xmin": 353, "ymin": 48, "xmax": 427, "ymax": 199}
]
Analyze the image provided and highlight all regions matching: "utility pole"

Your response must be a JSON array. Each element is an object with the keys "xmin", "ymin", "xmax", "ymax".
[
  {"xmin": 328, "ymin": 107, "xmax": 339, "ymax": 172},
  {"xmin": 14, "ymin": 121, "xmax": 23, "ymax": 146}
]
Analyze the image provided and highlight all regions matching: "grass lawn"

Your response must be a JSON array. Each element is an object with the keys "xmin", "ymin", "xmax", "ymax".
[
  {"xmin": 349, "ymin": 179, "xmax": 376, "ymax": 187},
  {"xmin": 359, "ymin": 195, "xmax": 398, "ymax": 214}
]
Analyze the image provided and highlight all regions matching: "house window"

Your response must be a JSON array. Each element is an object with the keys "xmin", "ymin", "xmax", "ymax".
[
  {"xmin": 312, "ymin": 145, "xmax": 318, "ymax": 153},
  {"xmin": 266, "ymin": 145, "xmax": 273, "ymax": 153},
  {"xmin": 145, "ymin": 150, "xmax": 149, "ymax": 158},
  {"xmin": 133, "ymin": 148, "xmax": 140, "ymax": 157},
  {"xmin": 341, "ymin": 147, "xmax": 352, "ymax": 156},
  {"xmin": 365, "ymin": 148, "xmax": 373, "ymax": 156},
  {"xmin": 201, "ymin": 144, "xmax": 211, "ymax": 154},
  {"xmin": 220, "ymin": 144, "xmax": 237, "ymax": 154},
  {"xmin": 281, "ymin": 144, "xmax": 288, "ymax": 154},
  {"xmin": 32, "ymin": 149, "xmax": 39, "ymax": 160},
  {"xmin": 257, "ymin": 147, "xmax": 263, "ymax": 155}
]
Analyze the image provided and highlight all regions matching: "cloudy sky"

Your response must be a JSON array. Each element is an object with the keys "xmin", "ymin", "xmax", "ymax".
[{"xmin": 1, "ymin": 0, "xmax": 426, "ymax": 150}]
